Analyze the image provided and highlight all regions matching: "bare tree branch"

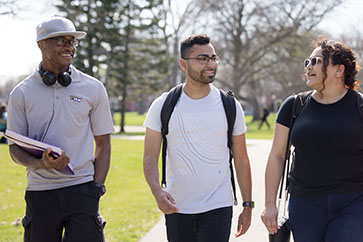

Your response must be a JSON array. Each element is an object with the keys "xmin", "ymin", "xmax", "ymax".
[
  {"xmin": 0, "ymin": 0, "xmax": 19, "ymax": 15},
  {"xmin": 196, "ymin": 0, "xmax": 343, "ymax": 119}
]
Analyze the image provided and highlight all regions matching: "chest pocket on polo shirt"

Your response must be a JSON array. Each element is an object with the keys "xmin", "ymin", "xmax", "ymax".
[{"xmin": 67, "ymin": 95, "xmax": 91, "ymax": 125}]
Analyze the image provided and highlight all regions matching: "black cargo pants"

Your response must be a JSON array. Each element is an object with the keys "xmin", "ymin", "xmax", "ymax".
[{"xmin": 22, "ymin": 181, "xmax": 105, "ymax": 242}]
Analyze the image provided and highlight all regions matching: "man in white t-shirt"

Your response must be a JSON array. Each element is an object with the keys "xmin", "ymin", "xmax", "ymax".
[{"xmin": 143, "ymin": 34, "xmax": 253, "ymax": 242}]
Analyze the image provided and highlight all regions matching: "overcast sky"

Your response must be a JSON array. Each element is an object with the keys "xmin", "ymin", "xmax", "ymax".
[{"xmin": 1, "ymin": 0, "xmax": 362, "ymax": 85}]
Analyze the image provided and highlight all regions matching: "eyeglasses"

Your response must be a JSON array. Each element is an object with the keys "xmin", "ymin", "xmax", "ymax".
[
  {"xmin": 48, "ymin": 37, "xmax": 80, "ymax": 47},
  {"xmin": 304, "ymin": 56, "xmax": 321, "ymax": 68},
  {"xmin": 183, "ymin": 55, "xmax": 220, "ymax": 65}
]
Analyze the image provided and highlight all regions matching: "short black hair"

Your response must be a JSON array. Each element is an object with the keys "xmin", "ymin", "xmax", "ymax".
[{"xmin": 180, "ymin": 34, "xmax": 210, "ymax": 58}]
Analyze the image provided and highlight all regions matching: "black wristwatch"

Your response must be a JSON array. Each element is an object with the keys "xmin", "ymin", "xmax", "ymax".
[
  {"xmin": 242, "ymin": 201, "xmax": 255, "ymax": 209},
  {"xmin": 94, "ymin": 182, "xmax": 106, "ymax": 196}
]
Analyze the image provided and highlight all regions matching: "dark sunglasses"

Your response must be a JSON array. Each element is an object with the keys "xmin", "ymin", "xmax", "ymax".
[
  {"xmin": 304, "ymin": 56, "xmax": 321, "ymax": 68},
  {"xmin": 48, "ymin": 37, "xmax": 80, "ymax": 47}
]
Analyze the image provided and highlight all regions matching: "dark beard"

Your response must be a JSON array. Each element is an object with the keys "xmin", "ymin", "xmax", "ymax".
[{"xmin": 187, "ymin": 66, "xmax": 216, "ymax": 84}]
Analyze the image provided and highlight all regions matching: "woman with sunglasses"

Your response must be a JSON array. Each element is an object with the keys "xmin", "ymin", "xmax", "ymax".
[{"xmin": 261, "ymin": 36, "xmax": 363, "ymax": 241}]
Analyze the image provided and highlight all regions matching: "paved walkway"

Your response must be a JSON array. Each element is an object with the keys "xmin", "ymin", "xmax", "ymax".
[
  {"xmin": 111, "ymin": 125, "xmax": 145, "ymax": 140},
  {"xmin": 137, "ymin": 139, "xmax": 287, "ymax": 242},
  {"xmin": 114, "ymin": 125, "xmax": 145, "ymax": 133}
]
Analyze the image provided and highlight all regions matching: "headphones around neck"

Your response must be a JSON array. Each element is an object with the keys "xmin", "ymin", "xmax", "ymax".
[{"xmin": 38, "ymin": 63, "xmax": 72, "ymax": 87}]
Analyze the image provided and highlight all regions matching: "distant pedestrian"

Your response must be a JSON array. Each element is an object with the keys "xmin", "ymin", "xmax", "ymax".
[
  {"xmin": 0, "ymin": 103, "xmax": 7, "ymax": 143},
  {"xmin": 261, "ymin": 36, "xmax": 363, "ymax": 241},
  {"xmin": 258, "ymin": 107, "xmax": 270, "ymax": 129},
  {"xmin": 143, "ymin": 34, "xmax": 253, "ymax": 242}
]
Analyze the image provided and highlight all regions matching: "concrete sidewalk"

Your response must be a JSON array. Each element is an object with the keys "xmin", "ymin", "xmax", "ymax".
[
  {"xmin": 114, "ymin": 125, "xmax": 145, "ymax": 133},
  {"xmin": 138, "ymin": 139, "xmax": 279, "ymax": 242}
]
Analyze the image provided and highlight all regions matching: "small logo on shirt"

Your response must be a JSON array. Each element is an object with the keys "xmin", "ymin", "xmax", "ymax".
[{"xmin": 70, "ymin": 95, "xmax": 82, "ymax": 103}]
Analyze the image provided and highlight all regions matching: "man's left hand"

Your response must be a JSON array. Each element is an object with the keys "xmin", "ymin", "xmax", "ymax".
[{"xmin": 235, "ymin": 208, "xmax": 252, "ymax": 237}]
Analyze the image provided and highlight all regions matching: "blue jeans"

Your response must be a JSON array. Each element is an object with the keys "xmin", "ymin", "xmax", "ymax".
[
  {"xmin": 289, "ymin": 192, "xmax": 363, "ymax": 242},
  {"xmin": 165, "ymin": 206, "xmax": 232, "ymax": 242}
]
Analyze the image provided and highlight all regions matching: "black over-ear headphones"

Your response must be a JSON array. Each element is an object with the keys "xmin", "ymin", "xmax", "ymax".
[{"xmin": 38, "ymin": 63, "xmax": 72, "ymax": 87}]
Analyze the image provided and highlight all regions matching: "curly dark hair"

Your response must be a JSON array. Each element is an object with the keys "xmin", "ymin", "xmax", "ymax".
[
  {"xmin": 315, "ymin": 36, "xmax": 361, "ymax": 91},
  {"xmin": 180, "ymin": 34, "xmax": 210, "ymax": 58}
]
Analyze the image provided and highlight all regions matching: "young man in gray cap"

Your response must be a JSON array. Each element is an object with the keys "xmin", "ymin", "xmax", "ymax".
[{"xmin": 7, "ymin": 16, "xmax": 114, "ymax": 242}]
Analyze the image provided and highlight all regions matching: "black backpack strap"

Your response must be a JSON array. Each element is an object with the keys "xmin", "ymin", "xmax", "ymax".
[
  {"xmin": 220, "ymin": 90, "xmax": 236, "ymax": 149},
  {"xmin": 160, "ymin": 84, "xmax": 183, "ymax": 188},
  {"xmin": 278, "ymin": 94, "xmax": 297, "ymax": 200},
  {"xmin": 220, "ymin": 89, "xmax": 238, "ymax": 205},
  {"xmin": 294, "ymin": 90, "xmax": 313, "ymax": 120},
  {"xmin": 281, "ymin": 90, "xmax": 312, "ymax": 191},
  {"xmin": 355, "ymin": 91, "xmax": 363, "ymax": 125}
]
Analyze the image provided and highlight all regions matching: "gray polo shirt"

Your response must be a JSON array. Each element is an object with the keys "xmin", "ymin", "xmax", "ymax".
[{"xmin": 7, "ymin": 65, "xmax": 115, "ymax": 191}]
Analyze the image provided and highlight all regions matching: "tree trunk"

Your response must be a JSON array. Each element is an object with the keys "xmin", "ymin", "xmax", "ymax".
[
  {"xmin": 119, "ymin": 0, "xmax": 131, "ymax": 134},
  {"xmin": 169, "ymin": 37, "xmax": 180, "ymax": 88},
  {"xmin": 251, "ymin": 97, "xmax": 260, "ymax": 121},
  {"xmin": 119, "ymin": 84, "xmax": 126, "ymax": 133}
]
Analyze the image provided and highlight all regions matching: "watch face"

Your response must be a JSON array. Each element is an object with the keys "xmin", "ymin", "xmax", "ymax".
[
  {"xmin": 243, "ymin": 201, "xmax": 255, "ymax": 208},
  {"xmin": 94, "ymin": 182, "xmax": 106, "ymax": 195}
]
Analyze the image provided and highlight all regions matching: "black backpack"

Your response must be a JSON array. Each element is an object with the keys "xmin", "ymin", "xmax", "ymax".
[{"xmin": 160, "ymin": 84, "xmax": 238, "ymax": 205}]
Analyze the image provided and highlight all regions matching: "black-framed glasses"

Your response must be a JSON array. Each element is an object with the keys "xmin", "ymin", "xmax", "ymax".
[
  {"xmin": 304, "ymin": 56, "xmax": 321, "ymax": 68},
  {"xmin": 183, "ymin": 55, "xmax": 220, "ymax": 65},
  {"xmin": 48, "ymin": 37, "xmax": 80, "ymax": 48}
]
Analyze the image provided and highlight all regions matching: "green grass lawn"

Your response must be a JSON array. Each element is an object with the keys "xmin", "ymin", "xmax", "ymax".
[
  {"xmin": 100, "ymin": 139, "xmax": 160, "ymax": 242},
  {"xmin": 245, "ymin": 113, "xmax": 276, "ymax": 140},
  {"xmin": 113, "ymin": 112, "xmax": 145, "ymax": 126},
  {"xmin": 0, "ymin": 139, "xmax": 160, "ymax": 242},
  {"xmin": 0, "ymin": 147, "xmax": 26, "ymax": 241}
]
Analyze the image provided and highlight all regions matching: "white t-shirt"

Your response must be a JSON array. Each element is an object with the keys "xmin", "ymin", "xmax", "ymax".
[{"xmin": 144, "ymin": 84, "xmax": 247, "ymax": 213}]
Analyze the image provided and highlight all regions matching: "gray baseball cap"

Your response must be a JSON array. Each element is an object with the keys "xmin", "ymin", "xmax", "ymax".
[{"xmin": 36, "ymin": 17, "xmax": 86, "ymax": 42}]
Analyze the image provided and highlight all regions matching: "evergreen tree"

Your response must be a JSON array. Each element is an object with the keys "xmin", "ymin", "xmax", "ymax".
[{"xmin": 56, "ymin": 0, "xmax": 170, "ymax": 132}]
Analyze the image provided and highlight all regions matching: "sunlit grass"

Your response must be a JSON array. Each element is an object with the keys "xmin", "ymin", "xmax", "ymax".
[
  {"xmin": 245, "ymin": 113, "xmax": 276, "ymax": 140},
  {"xmin": 113, "ymin": 112, "xmax": 145, "ymax": 127}
]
